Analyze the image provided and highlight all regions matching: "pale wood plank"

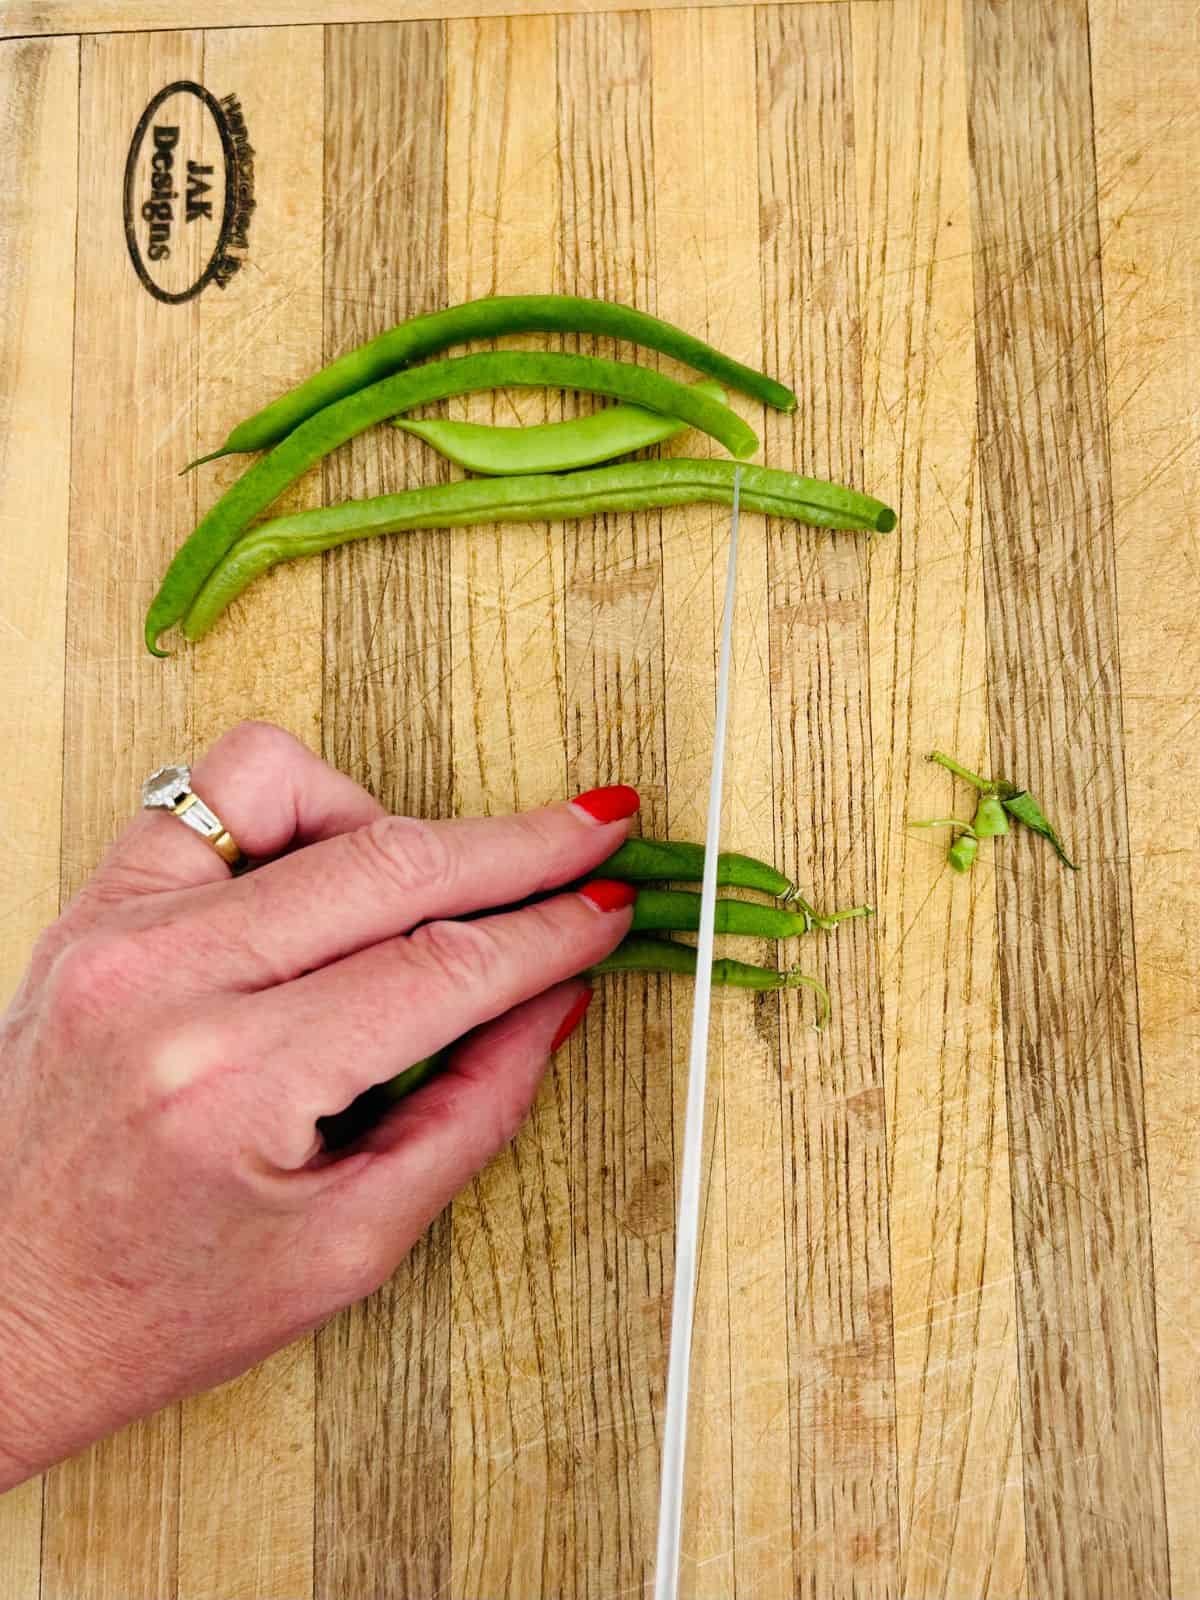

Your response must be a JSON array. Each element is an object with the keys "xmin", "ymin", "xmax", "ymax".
[
  {"xmin": 443, "ymin": 17, "xmax": 577, "ymax": 1599},
  {"xmin": 650, "ymin": 9, "xmax": 796, "ymax": 1595},
  {"xmin": 177, "ymin": 24, "xmax": 325, "ymax": 1600},
  {"xmin": 315, "ymin": 23, "xmax": 452, "ymax": 1600},
  {"xmin": 756, "ymin": 7, "xmax": 900, "ymax": 1594},
  {"xmin": 0, "ymin": 35, "xmax": 76, "ymax": 1003},
  {"xmin": 1, "ymin": 0, "xmax": 853, "ymax": 44},
  {"xmin": 43, "ymin": 28, "xmax": 204, "ymax": 1599},
  {"xmin": 966, "ymin": 0, "xmax": 1170, "ymax": 1592},
  {"xmin": 555, "ymin": 17, "xmax": 676, "ymax": 1594},
  {"xmin": 649, "ymin": 10, "xmax": 733, "ymax": 1593},
  {"xmin": 0, "ymin": 31, "xmax": 77, "ymax": 1588},
  {"xmin": 852, "ymin": 0, "xmax": 1027, "ymax": 1592},
  {"xmin": 1089, "ymin": 2, "xmax": 1200, "ymax": 1588}
]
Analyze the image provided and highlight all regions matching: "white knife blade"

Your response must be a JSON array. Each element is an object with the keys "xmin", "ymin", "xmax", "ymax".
[{"xmin": 653, "ymin": 466, "xmax": 743, "ymax": 1600}]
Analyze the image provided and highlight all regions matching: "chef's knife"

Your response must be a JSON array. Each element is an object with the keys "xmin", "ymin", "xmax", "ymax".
[{"xmin": 653, "ymin": 466, "xmax": 742, "ymax": 1600}]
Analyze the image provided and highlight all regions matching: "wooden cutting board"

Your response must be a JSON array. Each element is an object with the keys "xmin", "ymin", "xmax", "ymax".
[{"xmin": 0, "ymin": 1, "xmax": 1196, "ymax": 1596}]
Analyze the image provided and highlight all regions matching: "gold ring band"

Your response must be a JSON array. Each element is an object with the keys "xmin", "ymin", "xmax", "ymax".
[{"xmin": 142, "ymin": 763, "xmax": 246, "ymax": 871}]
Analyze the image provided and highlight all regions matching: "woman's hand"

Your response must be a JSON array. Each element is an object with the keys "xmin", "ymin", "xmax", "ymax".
[{"xmin": 0, "ymin": 721, "xmax": 638, "ymax": 1490}]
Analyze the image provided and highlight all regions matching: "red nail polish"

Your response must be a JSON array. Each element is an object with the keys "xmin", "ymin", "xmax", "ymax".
[
  {"xmin": 579, "ymin": 878, "xmax": 639, "ymax": 913},
  {"xmin": 571, "ymin": 784, "xmax": 641, "ymax": 824},
  {"xmin": 551, "ymin": 988, "xmax": 593, "ymax": 1051}
]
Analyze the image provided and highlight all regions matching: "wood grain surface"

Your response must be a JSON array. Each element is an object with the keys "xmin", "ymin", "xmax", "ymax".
[{"xmin": 0, "ymin": 2, "xmax": 1195, "ymax": 1597}]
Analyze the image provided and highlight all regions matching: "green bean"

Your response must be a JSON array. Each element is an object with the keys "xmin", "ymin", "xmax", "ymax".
[
  {"xmin": 630, "ymin": 887, "xmax": 871, "ymax": 937},
  {"xmin": 147, "ymin": 354, "xmax": 759, "ymax": 655},
  {"xmin": 181, "ymin": 460, "xmax": 896, "ymax": 642},
  {"xmin": 391, "ymin": 380, "xmax": 727, "ymax": 475},
  {"xmin": 597, "ymin": 836, "xmax": 793, "ymax": 899},
  {"xmin": 590, "ymin": 936, "xmax": 831, "ymax": 1023},
  {"xmin": 186, "ymin": 295, "xmax": 797, "ymax": 467}
]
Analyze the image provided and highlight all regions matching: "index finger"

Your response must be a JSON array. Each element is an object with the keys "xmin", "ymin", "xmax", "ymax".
[{"xmin": 160, "ymin": 785, "xmax": 642, "ymax": 992}]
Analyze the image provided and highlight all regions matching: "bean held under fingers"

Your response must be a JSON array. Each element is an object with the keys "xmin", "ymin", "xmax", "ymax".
[
  {"xmin": 185, "ymin": 294, "xmax": 797, "ymax": 466},
  {"xmin": 181, "ymin": 460, "xmax": 897, "ymax": 642},
  {"xmin": 590, "ymin": 936, "xmax": 832, "ymax": 1022},
  {"xmin": 597, "ymin": 836, "xmax": 794, "ymax": 899},
  {"xmin": 392, "ymin": 380, "xmax": 728, "ymax": 475},
  {"xmin": 630, "ymin": 887, "xmax": 871, "ymax": 937},
  {"xmin": 146, "ymin": 353, "xmax": 760, "ymax": 654}
]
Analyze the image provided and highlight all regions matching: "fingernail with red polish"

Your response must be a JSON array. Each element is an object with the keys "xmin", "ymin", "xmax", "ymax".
[
  {"xmin": 579, "ymin": 878, "xmax": 639, "ymax": 913},
  {"xmin": 551, "ymin": 988, "xmax": 593, "ymax": 1051},
  {"xmin": 571, "ymin": 784, "xmax": 641, "ymax": 824}
]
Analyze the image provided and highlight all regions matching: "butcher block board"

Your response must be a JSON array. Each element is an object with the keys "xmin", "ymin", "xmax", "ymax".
[{"xmin": 0, "ymin": 1, "xmax": 1196, "ymax": 1596}]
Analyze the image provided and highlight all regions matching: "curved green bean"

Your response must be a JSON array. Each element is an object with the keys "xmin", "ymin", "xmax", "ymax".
[
  {"xmin": 182, "ymin": 460, "xmax": 896, "ymax": 642},
  {"xmin": 187, "ymin": 295, "xmax": 796, "ymax": 466},
  {"xmin": 590, "ymin": 935, "xmax": 831, "ymax": 1022},
  {"xmin": 147, "ymin": 354, "xmax": 759, "ymax": 654},
  {"xmin": 597, "ymin": 837, "xmax": 792, "ymax": 899},
  {"xmin": 392, "ymin": 380, "xmax": 727, "ymax": 475},
  {"xmin": 630, "ymin": 887, "xmax": 872, "ymax": 937}
]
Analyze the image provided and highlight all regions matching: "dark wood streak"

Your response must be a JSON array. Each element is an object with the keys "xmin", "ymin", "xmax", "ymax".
[
  {"xmin": 966, "ymin": 1, "xmax": 1169, "ymax": 1593},
  {"xmin": 756, "ymin": 7, "xmax": 900, "ymax": 1595},
  {"xmin": 316, "ymin": 22, "xmax": 452, "ymax": 1600}
]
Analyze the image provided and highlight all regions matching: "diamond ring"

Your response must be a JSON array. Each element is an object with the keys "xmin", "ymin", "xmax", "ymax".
[{"xmin": 141, "ymin": 763, "xmax": 244, "ymax": 869}]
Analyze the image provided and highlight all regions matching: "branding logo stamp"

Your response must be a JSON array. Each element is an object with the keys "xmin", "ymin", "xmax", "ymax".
[{"xmin": 123, "ymin": 80, "xmax": 256, "ymax": 304}]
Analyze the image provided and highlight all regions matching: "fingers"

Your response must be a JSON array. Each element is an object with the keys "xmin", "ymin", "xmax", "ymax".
[
  {"xmin": 235, "ymin": 881, "xmax": 634, "ymax": 1135},
  {"xmin": 154, "ymin": 785, "xmax": 640, "ymax": 992},
  {"xmin": 302, "ymin": 981, "xmax": 593, "ymax": 1291},
  {"xmin": 97, "ymin": 722, "xmax": 386, "ymax": 897}
]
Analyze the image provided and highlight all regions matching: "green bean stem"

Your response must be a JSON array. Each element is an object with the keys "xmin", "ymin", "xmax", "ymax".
[
  {"xmin": 187, "ymin": 295, "xmax": 797, "ymax": 465},
  {"xmin": 971, "ymin": 794, "xmax": 1010, "ymax": 838},
  {"xmin": 182, "ymin": 460, "xmax": 897, "ymax": 642},
  {"xmin": 927, "ymin": 749, "xmax": 1077, "ymax": 869},
  {"xmin": 948, "ymin": 835, "xmax": 979, "ymax": 873},
  {"xmin": 147, "ymin": 354, "xmax": 760, "ymax": 654},
  {"xmin": 391, "ymin": 380, "xmax": 727, "ymax": 475},
  {"xmin": 927, "ymin": 750, "xmax": 993, "ymax": 792},
  {"xmin": 630, "ymin": 887, "xmax": 871, "ymax": 938}
]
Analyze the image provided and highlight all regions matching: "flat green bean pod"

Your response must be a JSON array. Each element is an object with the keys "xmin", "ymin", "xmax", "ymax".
[
  {"xmin": 182, "ymin": 460, "xmax": 896, "ymax": 642},
  {"xmin": 187, "ymin": 294, "xmax": 797, "ymax": 465},
  {"xmin": 391, "ymin": 380, "xmax": 727, "ymax": 475},
  {"xmin": 147, "ymin": 353, "xmax": 759, "ymax": 654}
]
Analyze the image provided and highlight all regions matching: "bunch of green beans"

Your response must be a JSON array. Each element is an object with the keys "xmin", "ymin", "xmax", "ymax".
[
  {"xmin": 186, "ymin": 293, "xmax": 798, "ymax": 467},
  {"xmin": 148, "ymin": 352, "xmax": 758, "ymax": 653},
  {"xmin": 318, "ymin": 837, "xmax": 867, "ymax": 1149},
  {"xmin": 152, "ymin": 293, "xmax": 895, "ymax": 652}
]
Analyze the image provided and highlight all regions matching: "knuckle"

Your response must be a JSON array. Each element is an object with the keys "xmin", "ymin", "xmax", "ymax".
[
  {"xmin": 508, "ymin": 811, "xmax": 564, "ymax": 888},
  {"xmin": 215, "ymin": 718, "xmax": 297, "ymax": 766},
  {"xmin": 140, "ymin": 1015, "xmax": 230, "ymax": 1102},
  {"xmin": 49, "ymin": 930, "xmax": 146, "ymax": 1016},
  {"xmin": 352, "ymin": 816, "xmax": 455, "ymax": 898},
  {"xmin": 408, "ymin": 916, "xmax": 505, "ymax": 996}
]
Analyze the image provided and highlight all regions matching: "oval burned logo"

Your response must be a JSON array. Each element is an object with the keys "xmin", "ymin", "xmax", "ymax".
[{"xmin": 123, "ymin": 81, "xmax": 254, "ymax": 304}]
